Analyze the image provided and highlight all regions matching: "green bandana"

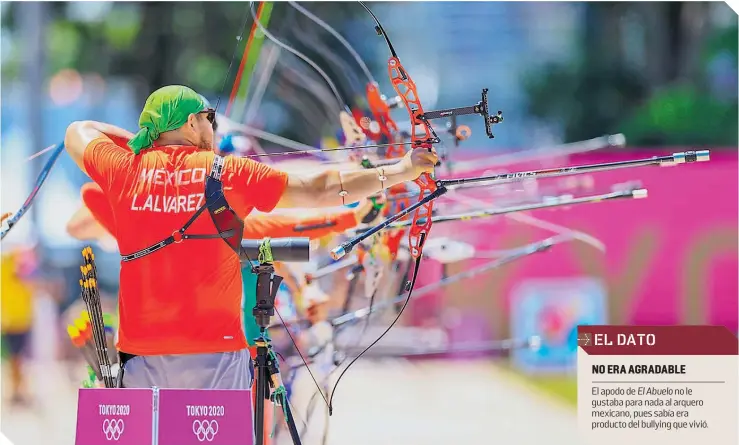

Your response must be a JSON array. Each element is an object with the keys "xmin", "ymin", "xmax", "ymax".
[{"xmin": 127, "ymin": 85, "xmax": 206, "ymax": 154}]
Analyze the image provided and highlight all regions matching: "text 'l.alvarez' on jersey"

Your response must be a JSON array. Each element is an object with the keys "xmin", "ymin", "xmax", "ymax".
[
  {"xmin": 81, "ymin": 182, "xmax": 360, "ymax": 242},
  {"xmin": 83, "ymin": 137, "xmax": 288, "ymax": 356}
]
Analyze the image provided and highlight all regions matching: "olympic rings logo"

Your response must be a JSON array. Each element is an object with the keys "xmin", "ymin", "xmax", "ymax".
[
  {"xmin": 192, "ymin": 419, "xmax": 219, "ymax": 442},
  {"xmin": 102, "ymin": 418, "xmax": 125, "ymax": 441}
]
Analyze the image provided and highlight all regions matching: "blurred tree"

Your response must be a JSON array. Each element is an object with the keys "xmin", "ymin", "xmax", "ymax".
[
  {"xmin": 619, "ymin": 22, "xmax": 738, "ymax": 147},
  {"xmin": 618, "ymin": 85, "xmax": 737, "ymax": 146},
  {"xmin": 1, "ymin": 2, "xmax": 378, "ymax": 146},
  {"xmin": 523, "ymin": 3, "xmax": 649, "ymax": 143},
  {"xmin": 523, "ymin": 2, "xmax": 737, "ymax": 147}
]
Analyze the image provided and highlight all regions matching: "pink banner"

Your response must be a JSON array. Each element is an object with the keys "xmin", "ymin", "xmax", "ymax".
[
  {"xmin": 409, "ymin": 149, "xmax": 738, "ymax": 339},
  {"xmin": 76, "ymin": 388, "xmax": 155, "ymax": 445}
]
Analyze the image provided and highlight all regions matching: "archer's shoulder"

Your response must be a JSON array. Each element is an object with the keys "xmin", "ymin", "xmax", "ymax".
[
  {"xmin": 85, "ymin": 137, "xmax": 134, "ymax": 161},
  {"xmin": 222, "ymin": 153, "xmax": 271, "ymax": 172}
]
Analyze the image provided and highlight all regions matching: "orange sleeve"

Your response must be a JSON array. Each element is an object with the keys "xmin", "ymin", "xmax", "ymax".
[
  {"xmin": 225, "ymin": 156, "xmax": 289, "ymax": 214},
  {"xmin": 81, "ymin": 183, "xmax": 117, "ymax": 237},
  {"xmin": 243, "ymin": 211, "xmax": 358, "ymax": 240},
  {"xmin": 82, "ymin": 137, "xmax": 133, "ymax": 192}
]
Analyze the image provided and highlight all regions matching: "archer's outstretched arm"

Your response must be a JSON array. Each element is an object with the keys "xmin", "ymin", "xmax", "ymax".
[
  {"xmin": 70, "ymin": 182, "xmax": 382, "ymax": 242},
  {"xmin": 244, "ymin": 196, "xmax": 384, "ymax": 239},
  {"xmin": 275, "ymin": 148, "xmax": 437, "ymax": 208}
]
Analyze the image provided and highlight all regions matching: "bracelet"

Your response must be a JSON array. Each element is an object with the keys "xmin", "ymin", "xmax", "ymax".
[
  {"xmin": 338, "ymin": 171, "xmax": 348, "ymax": 205},
  {"xmin": 377, "ymin": 168, "xmax": 387, "ymax": 190}
]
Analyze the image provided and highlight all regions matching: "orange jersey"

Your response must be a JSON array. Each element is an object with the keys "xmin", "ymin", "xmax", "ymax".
[{"xmin": 83, "ymin": 137, "xmax": 288, "ymax": 355}]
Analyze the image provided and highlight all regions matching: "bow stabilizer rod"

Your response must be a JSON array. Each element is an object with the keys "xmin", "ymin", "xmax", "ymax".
[
  {"xmin": 332, "ymin": 236, "xmax": 560, "ymax": 327},
  {"xmin": 331, "ymin": 150, "xmax": 709, "ymax": 259},
  {"xmin": 351, "ymin": 188, "xmax": 648, "ymax": 232},
  {"xmin": 440, "ymin": 150, "xmax": 710, "ymax": 188},
  {"xmin": 331, "ymin": 186, "xmax": 448, "ymax": 260}
]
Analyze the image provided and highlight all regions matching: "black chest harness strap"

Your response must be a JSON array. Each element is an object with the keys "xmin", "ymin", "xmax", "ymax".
[{"xmin": 121, "ymin": 155, "xmax": 243, "ymax": 262}]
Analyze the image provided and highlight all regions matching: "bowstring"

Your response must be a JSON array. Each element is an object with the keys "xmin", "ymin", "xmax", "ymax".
[
  {"xmin": 215, "ymin": 6, "xmax": 253, "ymax": 114},
  {"xmin": 274, "ymin": 306, "xmax": 331, "ymax": 409}
]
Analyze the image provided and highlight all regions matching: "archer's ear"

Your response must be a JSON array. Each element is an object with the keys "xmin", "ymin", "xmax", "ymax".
[{"xmin": 186, "ymin": 113, "xmax": 197, "ymax": 128}]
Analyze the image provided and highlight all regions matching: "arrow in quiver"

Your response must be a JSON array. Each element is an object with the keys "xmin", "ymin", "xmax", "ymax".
[{"xmin": 78, "ymin": 246, "xmax": 115, "ymax": 388}]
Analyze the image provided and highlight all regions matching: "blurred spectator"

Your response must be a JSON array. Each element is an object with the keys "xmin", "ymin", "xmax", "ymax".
[{"xmin": 1, "ymin": 248, "xmax": 36, "ymax": 406}]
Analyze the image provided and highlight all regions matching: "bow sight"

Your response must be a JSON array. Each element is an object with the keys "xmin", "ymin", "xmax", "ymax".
[{"xmin": 420, "ymin": 88, "xmax": 503, "ymax": 139}]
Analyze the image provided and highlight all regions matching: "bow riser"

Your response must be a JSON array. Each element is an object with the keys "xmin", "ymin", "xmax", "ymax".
[
  {"xmin": 386, "ymin": 57, "xmax": 438, "ymax": 258},
  {"xmin": 366, "ymin": 82, "xmax": 405, "ymax": 158}
]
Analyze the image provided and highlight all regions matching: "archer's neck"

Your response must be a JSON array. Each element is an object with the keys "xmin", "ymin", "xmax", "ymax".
[{"xmin": 156, "ymin": 132, "xmax": 195, "ymax": 147}]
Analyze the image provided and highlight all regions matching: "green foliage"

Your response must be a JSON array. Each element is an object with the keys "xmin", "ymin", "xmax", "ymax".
[
  {"xmin": 102, "ymin": 8, "xmax": 141, "ymax": 51},
  {"xmin": 524, "ymin": 63, "xmax": 647, "ymax": 142},
  {"xmin": 46, "ymin": 20, "xmax": 82, "ymax": 71},
  {"xmin": 187, "ymin": 54, "xmax": 230, "ymax": 92},
  {"xmin": 619, "ymin": 24, "xmax": 738, "ymax": 147},
  {"xmin": 2, "ymin": 1, "xmax": 375, "ymax": 144},
  {"xmin": 618, "ymin": 85, "xmax": 737, "ymax": 147},
  {"xmin": 702, "ymin": 25, "xmax": 738, "ymax": 66},
  {"xmin": 524, "ymin": 4, "xmax": 738, "ymax": 148}
]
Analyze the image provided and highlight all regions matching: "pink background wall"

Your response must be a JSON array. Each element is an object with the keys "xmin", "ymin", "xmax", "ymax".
[{"xmin": 407, "ymin": 149, "xmax": 738, "ymax": 339}]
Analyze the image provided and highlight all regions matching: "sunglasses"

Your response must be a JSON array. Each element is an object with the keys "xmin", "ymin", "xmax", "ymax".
[{"xmin": 198, "ymin": 108, "xmax": 218, "ymax": 132}]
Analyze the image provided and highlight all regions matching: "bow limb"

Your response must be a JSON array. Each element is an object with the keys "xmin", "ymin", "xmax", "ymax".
[
  {"xmin": 249, "ymin": 1, "xmax": 365, "ymax": 147},
  {"xmin": 273, "ymin": 64, "xmax": 341, "ymax": 127},
  {"xmin": 288, "ymin": 0, "xmax": 387, "ymax": 143},
  {"xmin": 225, "ymin": 2, "xmax": 274, "ymax": 120},
  {"xmin": 249, "ymin": 2, "xmax": 345, "ymax": 113},
  {"xmin": 287, "ymin": 0, "xmax": 413, "ymax": 163},
  {"xmin": 288, "ymin": 1, "xmax": 376, "ymax": 85},
  {"xmin": 277, "ymin": 56, "xmax": 342, "ymax": 115},
  {"xmin": 291, "ymin": 0, "xmax": 410, "ymax": 262},
  {"xmin": 243, "ymin": 43, "xmax": 281, "ymax": 125},
  {"xmin": 285, "ymin": 17, "xmax": 365, "ymax": 96},
  {"xmin": 1, "ymin": 142, "xmax": 66, "ymax": 241},
  {"xmin": 359, "ymin": 2, "xmax": 442, "ymax": 260}
]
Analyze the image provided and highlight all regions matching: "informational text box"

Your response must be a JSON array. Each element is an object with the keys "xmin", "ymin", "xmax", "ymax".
[{"xmin": 577, "ymin": 325, "xmax": 738, "ymax": 445}]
